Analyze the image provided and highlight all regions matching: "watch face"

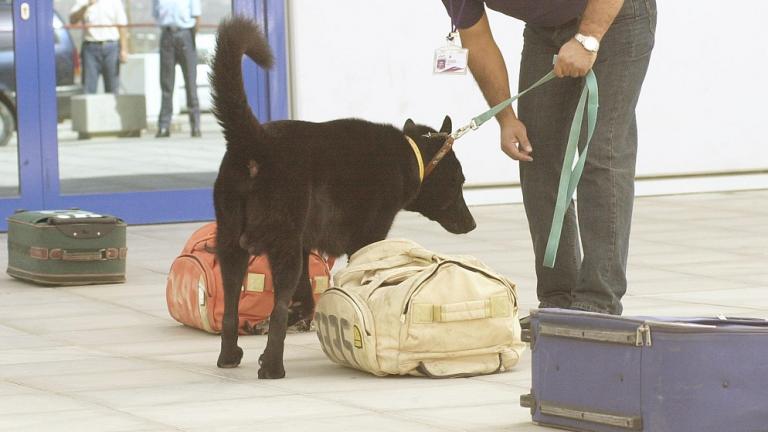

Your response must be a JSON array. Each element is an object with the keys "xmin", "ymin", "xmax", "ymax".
[{"xmin": 577, "ymin": 34, "xmax": 599, "ymax": 52}]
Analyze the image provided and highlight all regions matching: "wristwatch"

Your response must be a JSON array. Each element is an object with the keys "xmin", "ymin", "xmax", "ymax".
[{"xmin": 574, "ymin": 33, "xmax": 600, "ymax": 53}]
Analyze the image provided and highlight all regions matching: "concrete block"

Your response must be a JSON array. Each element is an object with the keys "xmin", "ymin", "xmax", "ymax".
[{"xmin": 71, "ymin": 94, "xmax": 147, "ymax": 138}]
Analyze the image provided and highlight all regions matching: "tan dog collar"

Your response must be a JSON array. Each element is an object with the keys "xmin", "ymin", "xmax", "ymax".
[{"xmin": 405, "ymin": 136, "xmax": 424, "ymax": 183}]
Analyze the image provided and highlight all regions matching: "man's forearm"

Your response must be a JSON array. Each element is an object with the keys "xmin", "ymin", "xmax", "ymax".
[
  {"xmin": 459, "ymin": 13, "xmax": 516, "ymax": 126},
  {"xmin": 579, "ymin": 0, "xmax": 624, "ymax": 40},
  {"xmin": 119, "ymin": 27, "xmax": 129, "ymax": 52},
  {"xmin": 70, "ymin": 5, "xmax": 88, "ymax": 25}
]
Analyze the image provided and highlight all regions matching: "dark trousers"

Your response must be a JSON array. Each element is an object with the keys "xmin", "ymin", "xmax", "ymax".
[
  {"xmin": 81, "ymin": 41, "xmax": 120, "ymax": 94},
  {"xmin": 158, "ymin": 27, "xmax": 200, "ymax": 130},
  {"xmin": 518, "ymin": 0, "xmax": 657, "ymax": 314}
]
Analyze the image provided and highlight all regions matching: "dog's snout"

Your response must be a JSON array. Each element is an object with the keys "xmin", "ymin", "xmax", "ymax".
[
  {"xmin": 449, "ymin": 220, "xmax": 476, "ymax": 234},
  {"xmin": 466, "ymin": 219, "xmax": 477, "ymax": 232}
]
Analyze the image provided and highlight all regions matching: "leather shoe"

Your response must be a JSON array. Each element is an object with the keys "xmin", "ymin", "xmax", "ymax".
[
  {"xmin": 155, "ymin": 128, "xmax": 170, "ymax": 138},
  {"xmin": 191, "ymin": 128, "xmax": 202, "ymax": 138}
]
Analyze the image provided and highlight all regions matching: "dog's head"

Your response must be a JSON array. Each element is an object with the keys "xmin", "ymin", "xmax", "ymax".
[{"xmin": 403, "ymin": 116, "xmax": 476, "ymax": 234}]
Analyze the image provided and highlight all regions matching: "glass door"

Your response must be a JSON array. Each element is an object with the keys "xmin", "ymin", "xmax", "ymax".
[{"xmin": 0, "ymin": 0, "xmax": 287, "ymax": 231}]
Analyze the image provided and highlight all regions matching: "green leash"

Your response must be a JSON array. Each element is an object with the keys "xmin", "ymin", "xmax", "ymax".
[
  {"xmin": 451, "ymin": 69, "xmax": 599, "ymax": 269},
  {"xmin": 542, "ymin": 71, "xmax": 598, "ymax": 268}
]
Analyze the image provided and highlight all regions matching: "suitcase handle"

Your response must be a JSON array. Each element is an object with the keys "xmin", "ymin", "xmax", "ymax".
[
  {"xmin": 47, "ymin": 216, "xmax": 120, "ymax": 225},
  {"xmin": 60, "ymin": 249, "xmax": 112, "ymax": 261},
  {"xmin": 520, "ymin": 394, "xmax": 643, "ymax": 430},
  {"xmin": 28, "ymin": 247, "xmax": 126, "ymax": 261}
]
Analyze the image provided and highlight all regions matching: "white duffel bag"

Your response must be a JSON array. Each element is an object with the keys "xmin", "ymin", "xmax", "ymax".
[{"xmin": 315, "ymin": 239, "xmax": 525, "ymax": 377}]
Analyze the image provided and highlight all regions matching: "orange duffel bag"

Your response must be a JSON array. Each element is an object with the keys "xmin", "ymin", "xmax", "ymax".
[{"xmin": 166, "ymin": 222, "xmax": 333, "ymax": 335}]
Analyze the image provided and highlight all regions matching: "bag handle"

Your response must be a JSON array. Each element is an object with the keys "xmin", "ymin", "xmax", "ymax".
[
  {"xmin": 360, "ymin": 265, "xmax": 426, "ymax": 289},
  {"xmin": 47, "ymin": 216, "xmax": 120, "ymax": 225},
  {"xmin": 411, "ymin": 295, "xmax": 512, "ymax": 324},
  {"xmin": 335, "ymin": 250, "xmax": 435, "ymax": 287},
  {"xmin": 25, "ymin": 245, "xmax": 125, "ymax": 261}
]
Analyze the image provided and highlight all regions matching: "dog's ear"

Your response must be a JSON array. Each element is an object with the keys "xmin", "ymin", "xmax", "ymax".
[
  {"xmin": 403, "ymin": 119, "xmax": 417, "ymax": 135},
  {"xmin": 439, "ymin": 115, "xmax": 452, "ymax": 134}
]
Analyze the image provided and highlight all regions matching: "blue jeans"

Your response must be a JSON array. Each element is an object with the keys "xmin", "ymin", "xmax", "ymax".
[
  {"xmin": 157, "ymin": 27, "xmax": 200, "ymax": 130},
  {"xmin": 518, "ymin": 0, "xmax": 657, "ymax": 314},
  {"xmin": 81, "ymin": 41, "xmax": 120, "ymax": 94}
]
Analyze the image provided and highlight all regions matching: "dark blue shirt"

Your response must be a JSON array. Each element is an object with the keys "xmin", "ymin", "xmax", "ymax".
[{"xmin": 442, "ymin": 0, "xmax": 587, "ymax": 28}]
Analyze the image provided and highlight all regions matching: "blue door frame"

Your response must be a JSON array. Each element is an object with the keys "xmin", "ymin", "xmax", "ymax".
[{"xmin": 0, "ymin": 0, "xmax": 289, "ymax": 231}]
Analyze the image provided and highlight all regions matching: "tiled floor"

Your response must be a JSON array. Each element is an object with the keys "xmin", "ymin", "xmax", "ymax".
[{"xmin": 0, "ymin": 190, "xmax": 766, "ymax": 431}]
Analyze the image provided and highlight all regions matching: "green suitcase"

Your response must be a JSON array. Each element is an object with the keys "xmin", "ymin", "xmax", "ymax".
[{"xmin": 6, "ymin": 210, "xmax": 127, "ymax": 285}]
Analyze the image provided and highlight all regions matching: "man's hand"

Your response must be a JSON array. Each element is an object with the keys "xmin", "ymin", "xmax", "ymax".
[
  {"xmin": 120, "ymin": 49, "xmax": 129, "ymax": 63},
  {"xmin": 554, "ymin": 38, "xmax": 597, "ymax": 78},
  {"xmin": 500, "ymin": 118, "xmax": 533, "ymax": 162}
]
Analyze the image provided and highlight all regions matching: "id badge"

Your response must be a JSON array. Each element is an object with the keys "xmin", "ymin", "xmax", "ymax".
[
  {"xmin": 433, "ymin": 45, "xmax": 469, "ymax": 75},
  {"xmin": 434, "ymin": 31, "xmax": 468, "ymax": 75}
]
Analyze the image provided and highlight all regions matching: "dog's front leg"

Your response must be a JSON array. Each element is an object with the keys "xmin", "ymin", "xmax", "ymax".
[
  {"xmin": 217, "ymin": 247, "xmax": 249, "ymax": 368},
  {"xmin": 259, "ymin": 244, "xmax": 302, "ymax": 379}
]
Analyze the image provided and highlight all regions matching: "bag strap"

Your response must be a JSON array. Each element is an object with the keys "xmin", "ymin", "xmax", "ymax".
[
  {"xmin": 411, "ymin": 295, "xmax": 512, "ymax": 324},
  {"xmin": 543, "ymin": 70, "xmax": 599, "ymax": 268}
]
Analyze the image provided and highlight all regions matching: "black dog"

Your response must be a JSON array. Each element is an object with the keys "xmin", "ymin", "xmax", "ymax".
[{"xmin": 210, "ymin": 17, "xmax": 476, "ymax": 379}]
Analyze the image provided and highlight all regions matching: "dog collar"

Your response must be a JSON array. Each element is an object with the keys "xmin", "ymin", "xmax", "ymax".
[{"xmin": 405, "ymin": 136, "xmax": 424, "ymax": 183}]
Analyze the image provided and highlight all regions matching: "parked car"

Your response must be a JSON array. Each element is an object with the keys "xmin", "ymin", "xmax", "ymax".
[{"xmin": 0, "ymin": 2, "xmax": 81, "ymax": 147}]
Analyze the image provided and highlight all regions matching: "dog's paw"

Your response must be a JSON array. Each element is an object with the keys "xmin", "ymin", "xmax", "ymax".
[
  {"xmin": 257, "ymin": 354, "xmax": 286, "ymax": 379},
  {"xmin": 217, "ymin": 346, "xmax": 244, "ymax": 368}
]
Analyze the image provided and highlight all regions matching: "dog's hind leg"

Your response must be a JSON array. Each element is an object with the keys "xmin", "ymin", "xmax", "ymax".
[
  {"xmin": 287, "ymin": 250, "xmax": 314, "ymax": 328},
  {"xmin": 216, "ymin": 246, "xmax": 249, "ymax": 368},
  {"xmin": 258, "ymin": 241, "xmax": 302, "ymax": 379}
]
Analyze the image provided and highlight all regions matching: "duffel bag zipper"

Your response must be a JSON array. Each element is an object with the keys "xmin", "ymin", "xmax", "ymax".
[
  {"xmin": 325, "ymin": 288, "xmax": 372, "ymax": 336},
  {"xmin": 171, "ymin": 254, "xmax": 216, "ymax": 333}
]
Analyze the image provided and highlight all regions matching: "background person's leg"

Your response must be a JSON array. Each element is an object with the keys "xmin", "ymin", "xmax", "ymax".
[
  {"xmin": 178, "ymin": 29, "xmax": 201, "ymax": 136},
  {"xmin": 101, "ymin": 42, "xmax": 120, "ymax": 94},
  {"xmin": 157, "ymin": 29, "xmax": 176, "ymax": 133},
  {"xmin": 81, "ymin": 43, "xmax": 99, "ymax": 94}
]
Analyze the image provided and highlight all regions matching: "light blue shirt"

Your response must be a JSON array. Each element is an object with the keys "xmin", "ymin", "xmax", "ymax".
[{"xmin": 153, "ymin": 0, "xmax": 201, "ymax": 29}]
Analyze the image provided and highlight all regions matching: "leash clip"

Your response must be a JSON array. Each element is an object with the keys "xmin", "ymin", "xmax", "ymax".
[{"xmin": 450, "ymin": 119, "xmax": 477, "ymax": 140}]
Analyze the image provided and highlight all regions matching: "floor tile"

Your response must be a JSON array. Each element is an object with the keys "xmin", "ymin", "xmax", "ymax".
[
  {"xmin": 120, "ymin": 395, "xmax": 368, "ymax": 430},
  {"xmin": 0, "ymin": 190, "xmax": 765, "ymax": 431}
]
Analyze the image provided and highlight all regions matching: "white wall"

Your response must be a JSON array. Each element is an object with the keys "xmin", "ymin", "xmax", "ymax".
[{"xmin": 287, "ymin": 1, "xmax": 768, "ymax": 202}]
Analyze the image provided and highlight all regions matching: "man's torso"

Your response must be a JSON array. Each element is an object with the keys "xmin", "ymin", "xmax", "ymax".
[
  {"xmin": 72, "ymin": 0, "xmax": 127, "ymax": 42},
  {"xmin": 154, "ymin": 0, "xmax": 200, "ymax": 29},
  {"xmin": 443, "ymin": 0, "xmax": 587, "ymax": 29}
]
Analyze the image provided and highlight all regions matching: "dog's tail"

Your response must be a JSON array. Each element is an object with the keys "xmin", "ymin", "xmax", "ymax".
[{"xmin": 210, "ymin": 17, "xmax": 274, "ymax": 150}]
